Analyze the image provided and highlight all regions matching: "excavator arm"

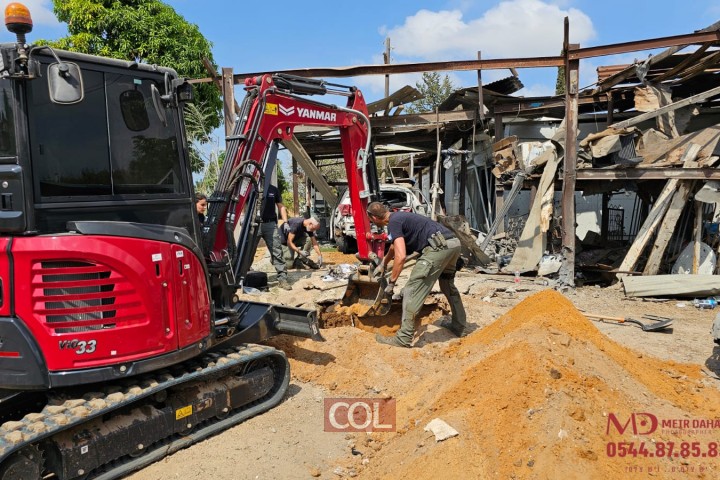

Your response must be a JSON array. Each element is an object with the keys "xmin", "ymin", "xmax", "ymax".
[{"xmin": 201, "ymin": 74, "xmax": 387, "ymax": 306}]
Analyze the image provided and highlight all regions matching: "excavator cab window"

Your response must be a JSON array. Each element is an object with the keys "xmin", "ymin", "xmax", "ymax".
[
  {"xmin": 28, "ymin": 64, "xmax": 184, "ymax": 200},
  {"xmin": 0, "ymin": 79, "xmax": 16, "ymax": 158}
]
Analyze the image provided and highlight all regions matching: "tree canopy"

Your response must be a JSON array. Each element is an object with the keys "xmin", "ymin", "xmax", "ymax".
[
  {"xmin": 406, "ymin": 72, "xmax": 456, "ymax": 114},
  {"xmin": 46, "ymin": 0, "xmax": 222, "ymax": 172}
]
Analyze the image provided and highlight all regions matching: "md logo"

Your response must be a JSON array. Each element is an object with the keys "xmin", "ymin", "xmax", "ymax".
[{"xmin": 606, "ymin": 412, "xmax": 658, "ymax": 435}]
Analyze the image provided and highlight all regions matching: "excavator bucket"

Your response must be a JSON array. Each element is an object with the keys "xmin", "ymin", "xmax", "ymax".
[{"xmin": 340, "ymin": 264, "xmax": 392, "ymax": 317}]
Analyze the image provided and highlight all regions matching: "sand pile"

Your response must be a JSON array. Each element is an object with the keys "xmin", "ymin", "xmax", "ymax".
[{"xmin": 273, "ymin": 290, "xmax": 720, "ymax": 479}]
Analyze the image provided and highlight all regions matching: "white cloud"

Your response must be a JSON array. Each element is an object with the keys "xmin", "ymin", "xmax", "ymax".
[
  {"xmin": 381, "ymin": 0, "xmax": 595, "ymax": 61},
  {"xmin": 0, "ymin": 0, "xmax": 60, "ymax": 27},
  {"xmin": 515, "ymin": 83, "xmax": 556, "ymax": 97}
]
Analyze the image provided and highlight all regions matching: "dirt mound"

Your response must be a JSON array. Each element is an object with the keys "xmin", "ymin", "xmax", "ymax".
[{"xmin": 274, "ymin": 290, "xmax": 720, "ymax": 479}]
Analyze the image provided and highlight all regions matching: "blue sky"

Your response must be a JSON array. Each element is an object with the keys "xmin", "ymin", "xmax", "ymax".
[
  {"xmin": 3, "ymin": 0, "xmax": 718, "ymax": 100},
  {"xmin": 1, "ymin": 0, "xmax": 718, "ymax": 174}
]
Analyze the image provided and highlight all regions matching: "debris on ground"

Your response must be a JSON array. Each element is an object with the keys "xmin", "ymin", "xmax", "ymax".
[{"xmin": 423, "ymin": 418, "xmax": 459, "ymax": 442}]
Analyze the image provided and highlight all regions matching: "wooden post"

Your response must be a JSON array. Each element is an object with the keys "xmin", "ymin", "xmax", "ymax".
[
  {"xmin": 494, "ymin": 113, "xmax": 503, "ymax": 141},
  {"xmin": 477, "ymin": 51, "xmax": 485, "ymax": 123},
  {"xmin": 494, "ymin": 113, "xmax": 504, "ymax": 233},
  {"xmin": 529, "ymin": 183, "xmax": 538, "ymax": 210},
  {"xmin": 305, "ymin": 177, "xmax": 312, "ymax": 217},
  {"xmin": 222, "ymin": 67, "xmax": 235, "ymax": 138},
  {"xmin": 459, "ymin": 138, "xmax": 468, "ymax": 217},
  {"xmin": 606, "ymin": 93, "xmax": 614, "ymax": 127},
  {"xmin": 560, "ymin": 17, "xmax": 580, "ymax": 286},
  {"xmin": 693, "ymin": 201, "xmax": 703, "ymax": 274},
  {"xmin": 601, "ymin": 193, "xmax": 610, "ymax": 242},
  {"xmin": 383, "ymin": 38, "xmax": 391, "ymax": 99},
  {"xmin": 292, "ymin": 157, "xmax": 299, "ymax": 216}
]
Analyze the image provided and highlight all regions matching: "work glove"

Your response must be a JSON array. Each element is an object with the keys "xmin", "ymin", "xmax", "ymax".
[
  {"xmin": 299, "ymin": 250, "xmax": 310, "ymax": 258},
  {"xmin": 317, "ymin": 255, "xmax": 323, "ymax": 267},
  {"xmin": 384, "ymin": 281, "xmax": 395, "ymax": 295}
]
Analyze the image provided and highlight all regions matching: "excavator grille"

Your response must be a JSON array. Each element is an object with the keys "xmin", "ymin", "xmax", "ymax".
[{"xmin": 32, "ymin": 260, "xmax": 134, "ymax": 333}]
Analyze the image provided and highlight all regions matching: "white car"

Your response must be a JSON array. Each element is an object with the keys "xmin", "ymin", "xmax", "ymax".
[{"xmin": 331, "ymin": 183, "xmax": 432, "ymax": 253}]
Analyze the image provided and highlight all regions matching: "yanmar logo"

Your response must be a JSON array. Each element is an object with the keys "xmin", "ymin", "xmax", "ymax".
[
  {"xmin": 278, "ymin": 104, "xmax": 336, "ymax": 122},
  {"xmin": 278, "ymin": 104, "xmax": 294, "ymax": 116},
  {"xmin": 607, "ymin": 413, "xmax": 658, "ymax": 435}
]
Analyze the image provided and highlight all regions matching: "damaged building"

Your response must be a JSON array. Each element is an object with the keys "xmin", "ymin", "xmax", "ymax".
[{"xmin": 210, "ymin": 19, "xmax": 720, "ymax": 295}]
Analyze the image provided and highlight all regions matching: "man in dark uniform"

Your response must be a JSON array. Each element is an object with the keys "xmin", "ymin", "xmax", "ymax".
[
  {"xmin": 366, "ymin": 202, "xmax": 467, "ymax": 347},
  {"xmin": 279, "ymin": 216, "xmax": 323, "ymax": 269},
  {"xmin": 257, "ymin": 183, "xmax": 292, "ymax": 290}
]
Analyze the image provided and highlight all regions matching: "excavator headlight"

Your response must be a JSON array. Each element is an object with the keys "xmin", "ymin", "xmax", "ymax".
[{"xmin": 4, "ymin": 2, "xmax": 33, "ymax": 36}]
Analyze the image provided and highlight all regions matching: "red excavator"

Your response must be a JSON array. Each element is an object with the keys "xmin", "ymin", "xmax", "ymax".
[{"xmin": 0, "ymin": 3, "xmax": 386, "ymax": 479}]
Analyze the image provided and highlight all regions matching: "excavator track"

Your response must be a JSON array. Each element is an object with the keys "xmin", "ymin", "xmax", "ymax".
[{"xmin": 0, "ymin": 343, "xmax": 290, "ymax": 480}]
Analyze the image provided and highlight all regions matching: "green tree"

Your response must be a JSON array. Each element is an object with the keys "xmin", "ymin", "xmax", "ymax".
[
  {"xmin": 46, "ymin": 0, "xmax": 221, "ymax": 172},
  {"xmin": 195, "ymin": 149, "xmax": 225, "ymax": 196},
  {"xmin": 555, "ymin": 50, "xmax": 566, "ymax": 96},
  {"xmin": 406, "ymin": 72, "xmax": 455, "ymax": 114}
]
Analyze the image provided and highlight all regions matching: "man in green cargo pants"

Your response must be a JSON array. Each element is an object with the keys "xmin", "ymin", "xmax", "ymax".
[{"xmin": 366, "ymin": 202, "xmax": 467, "ymax": 348}]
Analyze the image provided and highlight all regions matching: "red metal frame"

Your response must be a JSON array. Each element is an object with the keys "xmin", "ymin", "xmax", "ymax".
[{"xmin": 210, "ymin": 74, "xmax": 385, "ymax": 263}]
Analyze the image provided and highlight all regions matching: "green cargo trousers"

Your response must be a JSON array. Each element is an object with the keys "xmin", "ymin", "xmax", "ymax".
[{"xmin": 395, "ymin": 237, "xmax": 466, "ymax": 346}]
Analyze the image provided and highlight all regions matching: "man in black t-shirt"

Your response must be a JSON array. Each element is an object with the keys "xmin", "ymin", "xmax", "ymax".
[
  {"xmin": 257, "ymin": 184, "xmax": 292, "ymax": 290},
  {"xmin": 366, "ymin": 202, "xmax": 467, "ymax": 347},
  {"xmin": 279, "ymin": 216, "xmax": 323, "ymax": 269}
]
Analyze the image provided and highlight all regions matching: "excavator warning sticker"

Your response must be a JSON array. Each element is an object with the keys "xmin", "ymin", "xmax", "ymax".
[
  {"xmin": 265, "ymin": 103, "xmax": 278, "ymax": 115},
  {"xmin": 175, "ymin": 405, "xmax": 193, "ymax": 420}
]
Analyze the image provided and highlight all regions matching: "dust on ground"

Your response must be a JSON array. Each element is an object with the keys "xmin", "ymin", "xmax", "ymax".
[{"xmin": 128, "ymin": 247, "xmax": 720, "ymax": 479}]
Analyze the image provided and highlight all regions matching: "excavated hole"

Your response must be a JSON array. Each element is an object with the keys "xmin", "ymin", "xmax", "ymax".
[{"xmin": 319, "ymin": 300, "xmax": 449, "ymax": 336}]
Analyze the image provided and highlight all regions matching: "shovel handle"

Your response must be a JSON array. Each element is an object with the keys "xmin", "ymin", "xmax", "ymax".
[{"xmin": 584, "ymin": 313, "xmax": 626, "ymax": 323}]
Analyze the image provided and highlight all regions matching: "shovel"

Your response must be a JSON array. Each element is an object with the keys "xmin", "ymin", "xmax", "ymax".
[
  {"xmin": 584, "ymin": 313, "xmax": 673, "ymax": 332},
  {"xmin": 340, "ymin": 252, "xmax": 420, "ymax": 317}
]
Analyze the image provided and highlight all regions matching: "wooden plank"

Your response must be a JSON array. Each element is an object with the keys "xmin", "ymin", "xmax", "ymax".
[
  {"xmin": 506, "ymin": 153, "xmax": 562, "ymax": 273},
  {"xmin": 693, "ymin": 201, "xmax": 703, "ymax": 274},
  {"xmin": 575, "ymin": 167, "xmax": 720, "ymax": 180},
  {"xmin": 642, "ymin": 179, "xmax": 695, "ymax": 274},
  {"xmin": 492, "ymin": 135, "xmax": 517, "ymax": 152},
  {"xmin": 618, "ymin": 145, "xmax": 701, "ymax": 275},
  {"xmin": 283, "ymin": 136, "xmax": 338, "ymax": 209},
  {"xmin": 638, "ymin": 124, "xmax": 720, "ymax": 166},
  {"xmin": 370, "ymin": 109, "xmax": 474, "ymax": 128},
  {"xmin": 611, "ymin": 85, "xmax": 720, "ymax": 130},
  {"xmin": 366, "ymin": 85, "xmax": 422, "ymax": 115},
  {"xmin": 592, "ymin": 20, "xmax": 720, "ymax": 94},
  {"xmin": 652, "ymin": 44, "xmax": 711, "ymax": 82},
  {"xmin": 623, "ymin": 275, "xmax": 720, "ymax": 297}
]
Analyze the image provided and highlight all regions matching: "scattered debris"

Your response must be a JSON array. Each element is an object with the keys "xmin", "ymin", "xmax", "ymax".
[{"xmin": 424, "ymin": 418, "xmax": 459, "ymax": 442}]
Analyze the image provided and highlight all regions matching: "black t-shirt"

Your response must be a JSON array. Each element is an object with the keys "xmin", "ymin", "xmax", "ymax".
[
  {"xmin": 279, "ymin": 217, "xmax": 314, "ymax": 245},
  {"xmin": 261, "ymin": 184, "xmax": 281, "ymax": 222},
  {"xmin": 387, "ymin": 211, "xmax": 453, "ymax": 254}
]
